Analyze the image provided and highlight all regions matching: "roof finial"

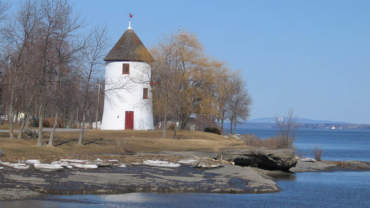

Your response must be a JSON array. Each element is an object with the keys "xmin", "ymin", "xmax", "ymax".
[{"xmin": 128, "ymin": 13, "xmax": 133, "ymax": 30}]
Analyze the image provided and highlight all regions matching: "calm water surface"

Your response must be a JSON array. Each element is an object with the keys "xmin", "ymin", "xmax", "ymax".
[
  {"xmin": 1, "ymin": 128, "xmax": 370, "ymax": 208},
  {"xmin": 237, "ymin": 128, "xmax": 370, "ymax": 161}
]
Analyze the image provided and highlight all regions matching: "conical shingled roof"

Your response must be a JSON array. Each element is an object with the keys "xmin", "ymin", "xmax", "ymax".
[{"xmin": 104, "ymin": 29, "xmax": 154, "ymax": 62}]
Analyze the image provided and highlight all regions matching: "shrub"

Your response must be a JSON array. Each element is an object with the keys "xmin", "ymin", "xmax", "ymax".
[
  {"xmin": 273, "ymin": 135, "xmax": 294, "ymax": 149},
  {"xmin": 204, "ymin": 127, "xmax": 221, "ymax": 135},
  {"xmin": 44, "ymin": 117, "xmax": 64, "ymax": 128},
  {"xmin": 240, "ymin": 134, "xmax": 294, "ymax": 149},
  {"xmin": 313, "ymin": 148, "xmax": 323, "ymax": 161},
  {"xmin": 42, "ymin": 119, "xmax": 51, "ymax": 128},
  {"xmin": 168, "ymin": 123, "xmax": 176, "ymax": 130}
]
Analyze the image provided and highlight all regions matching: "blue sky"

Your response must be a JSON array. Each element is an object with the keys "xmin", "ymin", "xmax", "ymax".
[{"xmin": 10, "ymin": 0, "xmax": 370, "ymax": 124}]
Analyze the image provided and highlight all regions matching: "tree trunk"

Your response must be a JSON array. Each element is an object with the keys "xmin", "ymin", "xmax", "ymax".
[
  {"xmin": 221, "ymin": 110, "xmax": 225, "ymax": 133},
  {"xmin": 95, "ymin": 109, "xmax": 98, "ymax": 130},
  {"xmin": 230, "ymin": 116, "xmax": 233, "ymax": 134},
  {"xmin": 95, "ymin": 83, "xmax": 101, "ymax": 130},
  {"xmin": 37, "ymin": 105, "xmax": 44, "ymax": 146},
  {"xmin": 62, "ymin": 108, "xmax": 67, "ymax": 128},
  {"xmin": 15, "ymin": 112, "xmax": 20, "ymax": 124},
  {"xmin": 162, "ymin": 111, "xmax": 167, "ymax": 138},
  {"xmin": 8, "ymin": 87, "xmax": 15, "ymax": 139},
  {"xmin": 48, "ymin": 112, "xmax": 58, "ymax": 147},
  {"xmin": 233, "ymin": 116, "xmax": 237, "ymax": 134},
  {"xmin": 173, "ymin": 121, "xmax": 177, "ymax": 139},
  {"xmin": 68, "ymin": 111, "xmax": 74, "ymax": 128},
  {"xmin": 17, "ymin": 113, "xmax": 30, "ymax": 139},
  {"xmin": 78, "ymin": 112, "xmax": 85, "ymax": 145},
  {"xmin": 173, "ymin": 126, "xmax": 177, "ymax": 139},
  {"xmin": 76, "ymin": 108, "xmax": 80, "ymax": 128},
  {"xmin": 9, "ymin": 107, "xmax": 14, "ymax": 139}
]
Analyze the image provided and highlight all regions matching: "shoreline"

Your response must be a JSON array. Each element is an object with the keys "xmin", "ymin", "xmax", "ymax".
[
  {"xmin": 1, "ymin": 157, "xmax": 370, "ymax": 201},
  {"xmin": 0, "ymin": 130, "xmax": 369, "ymax": 201},
  {"xmin": 0, "ymin": 164, "xmax": 279, "ymax": 201}
]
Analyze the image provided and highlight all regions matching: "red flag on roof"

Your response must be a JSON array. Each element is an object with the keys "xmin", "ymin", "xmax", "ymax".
[{"xmin": 129, "ymin": 13, "xmax": 133, "ymax": 18}]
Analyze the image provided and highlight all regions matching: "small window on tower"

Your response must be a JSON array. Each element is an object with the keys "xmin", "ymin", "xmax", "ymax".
[
  {"xmin": 122, "ymin": 63, "xmax": 129, "ymax": 74},
  {"xmin": 143, "ymin": 88, "xmax": 148, "ymax": 99}
]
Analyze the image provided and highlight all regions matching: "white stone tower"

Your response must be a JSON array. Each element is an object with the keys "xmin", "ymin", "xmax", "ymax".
[{"xmin": 101, "ymin": 22, "xmax": 154, "ymax": 130}]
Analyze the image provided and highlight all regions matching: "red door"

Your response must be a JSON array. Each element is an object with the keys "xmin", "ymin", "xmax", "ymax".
[{"xmin": 125, "ymin": 111, "xmax": 134, "ymax": 130}]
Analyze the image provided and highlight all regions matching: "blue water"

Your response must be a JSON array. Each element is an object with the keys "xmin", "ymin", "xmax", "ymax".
[
  {"xmin": 236, "ymin": 128, "xmax": 370, "ymax": 161},
  {"xmin": 1, "ymin": 128, "xmax": 370, "ymax": 208}
]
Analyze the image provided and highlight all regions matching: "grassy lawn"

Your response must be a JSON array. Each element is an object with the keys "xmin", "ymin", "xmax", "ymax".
[{"xmin": 0, "ymin": 130, "xmax": 247, "ymax": 163}]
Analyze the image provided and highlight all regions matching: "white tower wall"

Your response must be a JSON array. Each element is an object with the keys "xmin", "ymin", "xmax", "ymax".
[{"xmin": 101, "ymin": 61, "xmax": 154, "ymax": 130}]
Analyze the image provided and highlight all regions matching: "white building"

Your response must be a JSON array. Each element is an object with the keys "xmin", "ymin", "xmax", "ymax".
[{"xmin": 101, "ymin": 23, "xmax": 154, "ymax": 130}]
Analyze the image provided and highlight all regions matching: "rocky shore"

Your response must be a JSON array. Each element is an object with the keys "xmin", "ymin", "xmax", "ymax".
[
  {"xmin": 0, "ymin": 163, "xmax": 279, "ymax": 200},
  {"xmin": 1, "ymin": 148, "xmax": 370, "ymax": 201},
  {"xmin": 291, "ymin": 159, "xmax": 370, "ymax": 172}
]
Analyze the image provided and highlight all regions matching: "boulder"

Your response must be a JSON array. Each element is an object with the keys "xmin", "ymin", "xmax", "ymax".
[
  {"xmin": 222, "ymin": 148, "xmax": 297, "ymax": 171},
  {"xmin": 342, "ymin": 160, "xmax": 370, "ymax": 170},
  {"xmin": 290, "ymin": 160, "xmax": 335, "ymax": 172},
  {"xmin": 291, "ymin": 160, "xmax": 370, "ymax": 172}
]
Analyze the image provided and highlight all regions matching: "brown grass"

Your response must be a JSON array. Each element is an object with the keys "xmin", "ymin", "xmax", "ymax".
[
  {"xmin": 0, "ymin": 130, "xmax": 246, "ymax": 163},
  {"xmin": 240, "ymin": 134, "xmax": 294, "ymax": 149},
  {"xmin": 0, "ymin": 122, "xmax": 21, "ymax": 130}
]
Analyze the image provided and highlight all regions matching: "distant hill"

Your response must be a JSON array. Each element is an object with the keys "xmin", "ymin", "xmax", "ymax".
[
  {"xmin": 232, "ymin": 117, "xmax": 370, "ymax": 130},
  {"xmin": 249, "ymin": 117, "xmax": 348, "ymax": 124}
]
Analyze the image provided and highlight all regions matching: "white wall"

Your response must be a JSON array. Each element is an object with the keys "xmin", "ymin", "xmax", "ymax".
[{"xmin": 101, "ymin": 61, "xmax": 154, "ymax": 130}]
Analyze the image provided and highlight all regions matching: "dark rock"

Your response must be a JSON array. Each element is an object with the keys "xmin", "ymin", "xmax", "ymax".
[
  {"xmin": 341, "ymin": 161, "xmax": 370, "ymax": 170},
  {"xmin": 0, "ymin": 148, "xmax": 3, "ymax": 157},
  {"xmin": 290, "ymin": 160, "xmax": 335, "ymax": 172},
  {"xmin": 222, "ymin": 148, "xmax": 297, "ymax": 172},
  {"xmin": 291, "ymin": 159, "xmax": 370, "ymax": 172},
  {"xmin": 95, "ymin": 162, "xmax": 114, "ymax": 168}
]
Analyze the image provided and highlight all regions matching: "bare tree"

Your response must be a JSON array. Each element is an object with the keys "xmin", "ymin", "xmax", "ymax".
[
  {"xmin": 0, "ymin": 1, "xmax": 8, "ymax": 22},
  {"xmin": 77, "ymin": 27, "xmax": 106, "ymax": 145},
  {"xmin": 227, "ymin": 73, "xmax": 251, "ymax": 134},
  {"xmin": 47, "ymin": 0, "xmax": 81, "ymax": 146},
  {"xmin": 94, "ymin": 81, "xmax": 102, "ymax": 130},
  {"xmin": 275, "ymin": 110, "xmax": 298, "ymax": 148},
  {"xmin": 1, "ymin": 0, "xmax": 40, "ymax": 139},
  {"xmin": 0, "ymin": 0, "xmax": 105, "ymax": 145},
  {"xmin": 151, "ymin": 46, "xmax": 173, "ymax": 137},
  {"xmin": 214, "ymin": 67, "xmax": 232, "ymax": 132}
]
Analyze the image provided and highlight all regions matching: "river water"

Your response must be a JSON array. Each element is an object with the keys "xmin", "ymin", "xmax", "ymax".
[{"xmin": 1, "ymin": 128, "xmax": 370, "ymax": 208}]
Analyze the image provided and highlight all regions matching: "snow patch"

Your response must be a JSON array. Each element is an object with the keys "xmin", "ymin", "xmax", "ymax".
[
  {"xmin": 143, "ymin": 160, "xmax": 180, "ymax": 168},
  {"xmin": 34, "ymin": 163, "xmax": 63, "ymax": 171},
  {"xmin": 0, "ymin": 161, "xmax": 30, "ymax": 170},
  {"xmin": 178, "ymin": 159, "xmax": 198, "ymax": 165},
  {"xmin": 71, "ymin": 163, "xmax": 98, "ymax": 169},
  {"xmin": 26, "ymin": 160, "xmax": 41, "ymax": 165},
  {"xmin": 300, "ymin": 157, "xmax": 316, "ymax": 162},
  {"xmin": 60, "ymin": 159, "xmax": 88, "ymax": 164}
]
